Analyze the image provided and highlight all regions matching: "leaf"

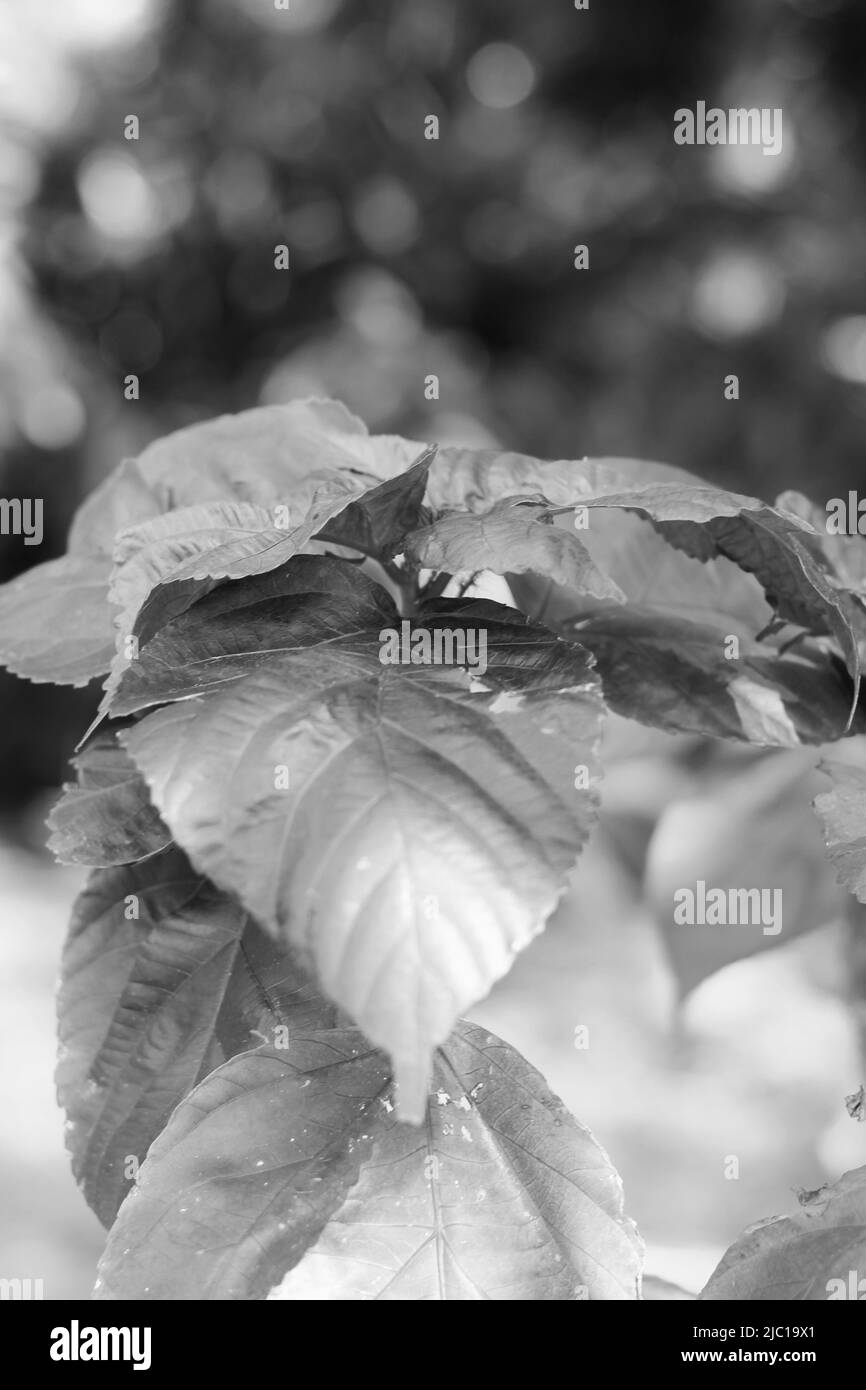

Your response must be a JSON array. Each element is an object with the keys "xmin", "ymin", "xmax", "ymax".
[
  {"xmin": 106, "ymin": 446, "xmax": 436, "ymax": 691},
  {"xmin": 111, "ymin": 556, "xmax": 395, "ymax": 717},
  {"xmin": 402, "ymin": 498, "xmax": 624, "ymax": 601},
  {"xmin": 814, "ymin": 759, "xmax": 866, "ymax": 902},
  {"xmin": 427, "ymin": 448, "xmax": 697, "ymax": 512},
  {"xmin": 650, "ymin": 506, "xmax": 863, "ymax": 685},
  {"xmin": 94, "ymin": 1035, "xmax": 390, "ymax": 1300},
  {"xmin": 0, "ymin": 555, "xmax": 115, "ymax": 686},
  {"xmin": 0, "ymin": 400, "xmax": 423, "ymax": 690},
  {"xmin": 67, "ymin": 459, "xmax": 164, "ymax": 557},
  {"xmin": 575, "ymin": 611, "xmax": 861, "ymax": 745},
  {"xmin": 515, "ymin": 508, "xmax": 773, "ymax": 630},
  {"xmin": 47, "ymin": 730, "xmax": 171, "ymax": 866},
  {"xmin": 646, "ymin": 751, "xmax": 842, "ymax": 995},
  {"xmin": 133, "ymin": 398, "xmax": 424, "ymax": 510},
  {"xmin": 120, "ymin": 574, "xmax": 605, "ymax": 1120},
  {"xmin": 272, "ymin": 1022, "xmax": 643, "ymax": 1301},
  {"xmin": 57, "ymin": 848, "xmax": 334, "ymax": 1225},
  {"xmin": 510, "ymin": 511, "xmax": 861, "ymax": 745},
  {"xmin": 777, "ymin": 489, "xmax": 866, "ymax": 597},
  {"xmin": 110, "ymin": 500, "xmax": 279, "ymax": 624},
  {"xmin": 314, "ymin": 444, "xmax": 437, "ymax": 555},
  {"xmin": 433, "ymin": 448, "xmax": 861, "ymax": 684},
  {"xmin": 132, "ymin": 444, "xmax": 435, "ymax": 589},
  {"xmin": 95, "ymin": 1023, "xmax": 642, "ymax": 1301},
  {"xmin": 699, "ymin": 1166, "xmax": 866, "ymax": 1300}
]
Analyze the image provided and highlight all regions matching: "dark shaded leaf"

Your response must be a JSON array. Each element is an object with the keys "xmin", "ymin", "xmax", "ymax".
[
  {"xmin": 315, "ymin": 444, "xmax": 436, "ymax": 554},
  {"xmin": 57, "ymin": 849, "xmax": 334, "ymax": 1225},
  {"xmin": 111, "ymin": 556, "xmax": 394, "ymax": 716},
  {"xmin": 576, "ymin": 610, "xmax": 861, "ymax": 745},
  {"xmin": 511, "ymin": 511, "xmax": 861, "ymax": 744}
]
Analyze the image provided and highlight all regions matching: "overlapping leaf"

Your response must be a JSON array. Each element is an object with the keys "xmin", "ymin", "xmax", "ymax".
[
  {"xmin": 95, "ymin": 1023, "xmax": 642, "ymax": 1301},
  {"xmin": 0, "ymin": 400, "xmax": 424, "ymax": 689},
  {"xmin": 433, "ymin": 448, "xmax": 862, "ymax": 686},
  {"xmin": 511, "ymin": 511, "xmax": 862, "ymax": 744},
  {"xmin": 132, "ymin": 397, "xmax": 424, "ymax": 509},
  {"xmin": 111, "ymin": 557, "xmax": 395, "ymax": 716},
  {"xmin": 119, "ymin": 564, "xmax": 605, "ymax": 1120},
  {"xmin": 700, "ymin": 1166, "xmax": 866, "ymax": 1300},
  {"xmin": 401, "ymin": 496, "xmax": 624, "ymax": 601},
  {"xmin": 95, "ymin": 446, "xmax": 436, "ymax": 728},
  {"xmin": 48, "ymin": 730, "xmax": 171, "ymax": 866},
  {"xmin": 57, "ymin": 848, "xmax": 335, "ymax": 1225},
  {"xmin": 575, "ymin": 613, "xmax": 861, "ymax": 744}
]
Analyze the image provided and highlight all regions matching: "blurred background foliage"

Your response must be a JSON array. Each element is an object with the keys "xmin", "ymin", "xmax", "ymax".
[
  {"xmin": 3, "ymin": 0, "xmax": 866, "ymax": 808},
  {"xmin": 1, "ymin": 0, "xmax": 865, "ymax": 1297}
]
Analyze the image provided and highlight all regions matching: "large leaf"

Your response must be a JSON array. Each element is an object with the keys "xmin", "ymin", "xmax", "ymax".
[
  {"xmin": 57, "ymin": 848, "xmax": 333, "ymax": 1225},
  {"xmin": 0, "ymin": 555, "xmax": 115, "ymax": 686},
  {"xmin": 120, "ymin": 574, "xmax": 605, "ymax": 1120},
  {"xmin": 700, "ymin": 1166, "xmax": 866, "ymax": 1300},
  {"xmin": 402, "ymin": 497, "xmax": 624, "ymax": 601},
  {"xmin": 95, "ymin": 1023, "xmax": 642, "ymax": 1301},
  {"xmin": 47, "ymin": 730, "xmax": 171, "ymax": 866}
]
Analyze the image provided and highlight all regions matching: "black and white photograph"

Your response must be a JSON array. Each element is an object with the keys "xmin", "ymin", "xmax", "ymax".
[{"xmin": 0, "ymin": 0, "xmax": 865, "ymax": 1339}]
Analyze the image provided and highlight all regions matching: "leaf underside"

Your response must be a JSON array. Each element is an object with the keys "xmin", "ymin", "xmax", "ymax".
[{"xmin": 95, "ymin": 1022, "xmax": 642, "ymax": 1301}]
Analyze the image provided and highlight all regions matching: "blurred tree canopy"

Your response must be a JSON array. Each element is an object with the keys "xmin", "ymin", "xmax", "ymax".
[{"xmin": 2, "ymin": 0, "xmax": 866, "ymax": 813}]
